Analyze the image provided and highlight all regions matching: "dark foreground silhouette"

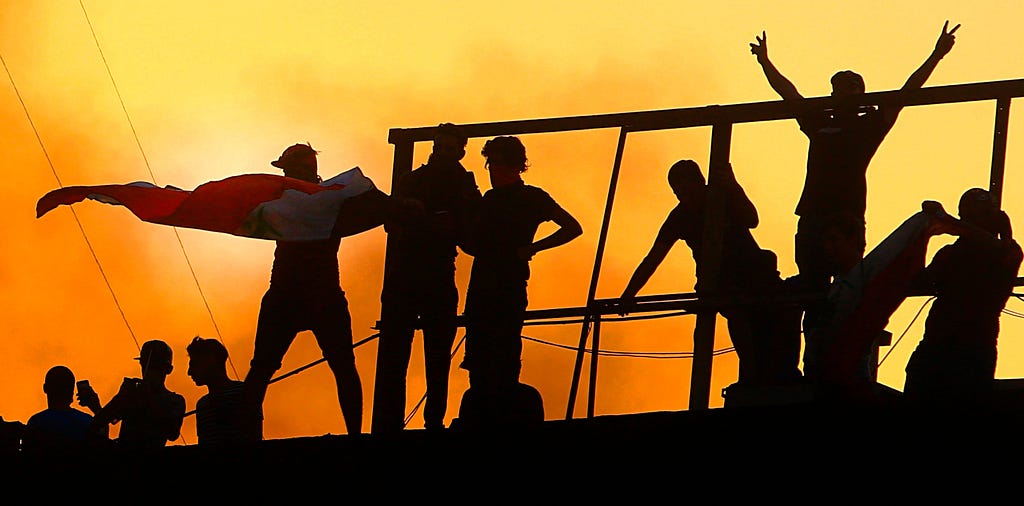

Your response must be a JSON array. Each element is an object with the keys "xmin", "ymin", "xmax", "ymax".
[{"xmin": 10, "ymin": 394, "xmax": 1024, "ymax": 494}]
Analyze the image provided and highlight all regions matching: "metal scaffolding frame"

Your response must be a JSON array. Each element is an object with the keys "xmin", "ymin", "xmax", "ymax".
[{"xmin": 386, "ymin": 78, "xmax": 1024, "ymax": 420}]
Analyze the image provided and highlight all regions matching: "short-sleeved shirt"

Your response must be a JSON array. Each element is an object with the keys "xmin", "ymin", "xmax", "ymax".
[
  {"xmin": 660, "ymin": 200, "xmax": 778, "ymax": 292},
  {"xmin": 24, "ymin": 407, "xmax": 94, "ymax": 452},
  {"xmin": 465, "ymin": 182, "xmax": 560, "ymax": 290},
  {"xmin": 269, "ymin": 238, "xmax": 342, "ymax": 291},
  {"xmin": 106, "ymin": 385, "xmax": 186, "ymax": 450},
  {"xmin": 918, "ymin": 235, "xmax": 1023, "ymax": 352},
  {"xmin": 195, "ymin": 380, "xmax": 261, "ymax": 448},
  {"xmin": 388, "ymin": 160, "xmax": 481, "ymax": 271},
  {"xmin": 795, "ymin": 108, "xmax": 892, "ymax": 219}
]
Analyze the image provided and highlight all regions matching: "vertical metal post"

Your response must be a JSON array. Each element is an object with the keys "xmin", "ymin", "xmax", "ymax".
[
  {"xmin": 688, "ymin": 122, "xmax": 732, "ymax": 410},
  {"xmin": 587, "ymin": 317, "xmax": 601, "ymax": 418},
  {"xmin": 381, "ymin": 133, "xmax": 417, "ymax": 318},
  {"xmin": 990, "ymin": 97, "xmax": 1011, "ymax": 206},
  {"xmin": 565, "ymin": 126, "xmax": 629, "ymax": 419}
]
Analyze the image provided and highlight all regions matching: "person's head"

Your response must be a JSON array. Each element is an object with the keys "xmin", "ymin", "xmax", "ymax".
[
  {"xmin": 429, "ymin": 122, "xmax": 468, "ymax": 166},
  {"xmin": 43, "ymin": 365, "xmax": 75, "ymax": 408},
  {"xmin": 667, "ymin": 159, "xmax": 706, "ymax": 202},
  {"xmin": 186, "ymin": 336, "xmax": 229, "ymax": 388},
  {"xmin": 821, "ymin": 212, "xmax": 867, "ymax": 274},
  {"xmin": 481, "ymin": 136, "xmax": 529, "ymax": 173},
  {"xmin": 830, "ymin": 70, "xmax": 866, "ymax": 97},
  {"xmin": 271, "ymin": 142, "xmax": 320, "ymax": 183},
  {"xmin": 136, "ymin": 340, "xmax": 174, "ymax": 379},
  {"xmin": 958, "ymin": 187, "xmax": 1002, "ymax": 234}
]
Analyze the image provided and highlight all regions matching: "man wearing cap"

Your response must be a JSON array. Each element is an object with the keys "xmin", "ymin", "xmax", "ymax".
[
  {"xmin": 903, "ymin": 188, "xmax": 1023, "ymax": 407},
  {"xmin": 79, "ymin": 339, "xmax": 186, "ymax": 450},
  {"xmin": 242, "ymin": 142, "xmax": 364, "ymax": 436}
]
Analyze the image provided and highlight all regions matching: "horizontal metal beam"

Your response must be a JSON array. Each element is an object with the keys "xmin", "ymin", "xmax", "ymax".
[
  {"xmin": 388, "ymin": 78, "xmax": 1024, "ymax": 144},
  {"xmin": 440, "ymin": 274, "xmax": 1024, "ymax": 325}
]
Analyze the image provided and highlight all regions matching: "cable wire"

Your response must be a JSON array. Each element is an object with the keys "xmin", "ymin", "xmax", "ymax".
[
  {"xmin": 1, "ymin": 51, "xmax": 141, "ymax": 353},
  {"xmin": 878, "ymin": 296, "xmax": 935, "ymax": 367},
  {"xmin": 403, "ymin": 334, "xmax": 468, "ymax": 427},
  {"xmin": 78, "ymin": 0, "xmax": 234, "ymax": 378}
]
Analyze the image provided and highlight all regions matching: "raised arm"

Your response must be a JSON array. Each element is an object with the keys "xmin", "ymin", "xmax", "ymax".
[
  {"xmin": 903, "ymin": 21, "xmax": 959, "ymax": 91},
  {"xmin": 884, "ymin": 21, "xmax": 959, "ymax": 124},
  {"xmin": 710, "ymin": 162, "xmax": 758, "ymax": 229},
  {"xmin": 749, "ymin": 30, "xmax": 803, "ymax": 101}
]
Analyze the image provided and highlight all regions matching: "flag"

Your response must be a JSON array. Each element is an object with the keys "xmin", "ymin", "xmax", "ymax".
[
  {"xmin": 820, "ymin": 208, "xmax": 961, "ymax": 385},
  {"xmin": 36, "ymin": 167, "xmax": 389, "ymax": 241}
]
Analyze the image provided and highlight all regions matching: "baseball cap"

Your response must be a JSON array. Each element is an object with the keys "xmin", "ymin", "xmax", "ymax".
[
  {"xmin": 136, "ymin": 340, "xmax": 173, "ymax": 367},
  {"xmin": 271, "ymin": 143, "xmax": 317, "ymax": 170}
]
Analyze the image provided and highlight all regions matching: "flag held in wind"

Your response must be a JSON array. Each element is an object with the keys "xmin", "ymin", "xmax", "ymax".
[{"xmin": 36, "ymin": 167, "xmax": 389, "ymax": 241}]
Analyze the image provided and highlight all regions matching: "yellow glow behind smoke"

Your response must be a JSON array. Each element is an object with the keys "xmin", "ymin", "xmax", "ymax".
[{"xmin": 2, "ymin": 1, "xmax": 1022, "ymax": 442}]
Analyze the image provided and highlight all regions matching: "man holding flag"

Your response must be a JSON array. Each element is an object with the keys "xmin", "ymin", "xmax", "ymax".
[
  {"xmin": 37, "ymin": 141, "xmax": 397, "ymax": 437},
  {"xmin": 242, "ymin": 142, "xmax": 373, "ymax": 437}
]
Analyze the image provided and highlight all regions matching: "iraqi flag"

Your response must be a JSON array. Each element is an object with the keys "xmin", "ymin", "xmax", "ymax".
[
  {"xmin": 36, "ymin": 167, "xmax": 390, "ymax": 241},
  {"xmin": 820, "ymin": 207, "xmax": 960, "ymax": 388}
]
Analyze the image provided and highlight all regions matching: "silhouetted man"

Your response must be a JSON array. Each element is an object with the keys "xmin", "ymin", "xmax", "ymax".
[
  {"xmin": 243, "ymin": 142, "xmax": 364, "ymax": 437},
  {"xmin": 452, "ymin": 360, "xmax": 543, "ymax": 431},
  {"xmin": 187, "ymin": 336, "xmax": 262, "ymax": 448},
  {"xmin": 619, "ymin": 160, "xmax": 802, "ymax": 388},
  {"xmin": 904, "ymin": 188, "xmax": 1022, "ymax": 407},
  {"xmin": 456, "ymin": 136, "xmax": 582, "ymax": 427},
  {"xmin": 805, "ymin": 200, "xmax": 973, "ymax": 404},
  {"xmin": 23, "ymin": 365, "xmax": 99, "ymax": 454},
  {"xmin": 749, "ymin": 21, "xmax": 959, "ymax": 309},
  {"xmin": 79, "ymin": 340, "xmax": 186, "ymax": 451},
  {"xmin": 372, "ymin": 123, "xmax": 481, "ymax": 433}
]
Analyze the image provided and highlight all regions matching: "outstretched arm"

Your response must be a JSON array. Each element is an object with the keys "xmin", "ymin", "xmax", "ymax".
[
  {"xmin": 750, "ymin": 30, "xmax": 803, "ymax": 101},
  {"xmin": 618, "ymin": 224, "xmax": 677, "ymax": 315},
  {"xmin": 884, "ymin": 21, "xmax": 959, "ymax": 125}
]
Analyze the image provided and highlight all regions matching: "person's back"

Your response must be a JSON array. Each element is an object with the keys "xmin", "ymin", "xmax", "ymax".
[
  {"xmin": 795, "ymin": 106, "xmax": 890, "ymax": 226},
  {"xmin": 114, "ymin": 381, "xmax": 186, "ymax": 450},
  {"xmin": 195, "ymin": 381, "xmax": 256, "ymax": 448},
  {"xmin": 23, "ymin": 365, "xmax": 97, "ymax": 455},
  {"xmin": 453, "ymin": 381, "xmax": 544, "ymax": 431},
  {"xmin": 188, "ymin": 336, "xmax": 262, "ymax": 448}
]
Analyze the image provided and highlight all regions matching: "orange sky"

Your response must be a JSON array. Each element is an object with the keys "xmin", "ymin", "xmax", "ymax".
[{"xmin": 2, "ymin": 1, "xmax": 1022, "ymax": 444}]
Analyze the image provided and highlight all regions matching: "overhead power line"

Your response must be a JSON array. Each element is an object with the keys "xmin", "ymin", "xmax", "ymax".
[{"xmin": 78, "ymin": 0, "xmax": 234, "ymax": 378}]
